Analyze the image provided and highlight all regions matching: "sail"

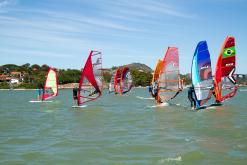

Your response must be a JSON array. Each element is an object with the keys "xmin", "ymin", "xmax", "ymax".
[
  {"xmin": 158, "ymin": 47, "xmax": 181, "ymax": 102},
  {"xmin": 152, "ymin": 59, "xmax": 163, "ymax": 84},
  {"xmin": 120, "ymin": 67, "xmax": 133, "ymax": 94},
  {"xmin": 109, "ymin": 71, "xmax": 116, "ymax": 93},
  {"xmin": 78, "ymin": 50, "xmax": 103, "ymax": 105},
  {"xmin": 42, "ymin": 68, "xmax": 58, "ymax": 101},
  {"xmin": 114, "ymin": 68, "xmax": 122, "ymax": 93},
  {"xmin": 150, "ymin": 59, "xmax": 163, "ymax": 97},
  {"xmin": 191, "ymin": 41, "xmax": 213, "ymax": 108},
  {"xmin": 214, "ymin": 36, "xmax": 237, "ymax": 102}
]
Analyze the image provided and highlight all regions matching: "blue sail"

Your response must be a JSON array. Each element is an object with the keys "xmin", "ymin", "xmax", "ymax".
[{"xmin": 191, "ymin": 41, "xmax": 213, "ymax": 109}]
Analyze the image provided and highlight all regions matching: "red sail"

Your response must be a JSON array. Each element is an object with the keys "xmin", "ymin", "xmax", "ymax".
[
  {"xmin": 113, "ymin": 67, "xmax": 133, "ymax": 94},
  {"xmin": 78, "ymin": 51, "xmax": 103, "ymax": 105},
  {"xmin": 114, "ymin": 68, "xmax": 122, "ymax": 93},
  {"xmin": 120, "ymin": 67, "xmax": 133, "ymax": 94},
  {"xmin": 214, "ymin": 36, "xmax": 237, "ymax": 103}
]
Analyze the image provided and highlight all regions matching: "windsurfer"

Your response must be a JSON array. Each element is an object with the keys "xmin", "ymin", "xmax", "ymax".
[
  {"xmin": 153, "ymin": 81, "xmax": 158, "ymax": 97},
  {"xmin": 211, "ymin": 86, "xmax": 221, "ymax": 104},
  {"xmin": 73, "ymin": 87, "xmax": 78, "ymax": 105},
  {"xmin": 37, "ymin": 88, "xmax": 42, "ymax": 101},
  {"xmin": 188, "ymin": 87, "xmax": 196, "ymax": 109},
  {"xmin": 37, "ymin": 83, "xmax": 44, "ymax": 101},
  {"xmin": 148, "ymin": 86, "xmax": 153, "ymax": 96}
]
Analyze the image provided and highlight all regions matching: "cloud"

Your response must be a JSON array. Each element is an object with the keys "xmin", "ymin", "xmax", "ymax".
[
  {"xmin": 0, "ymin": 0, "xmax": 16, "ymax": 8},
  {"xmin": 0, "ymin": 0, "xmax": 198, "ymax": 70},
  {"xmin": 96, "ymin": 0, "xmax": 196, "ymax": 20}
]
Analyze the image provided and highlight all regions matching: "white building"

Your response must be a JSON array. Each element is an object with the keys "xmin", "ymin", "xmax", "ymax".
[{"xmin": 10, "ymin": 78, "xmax": 19, "ymax": 84}]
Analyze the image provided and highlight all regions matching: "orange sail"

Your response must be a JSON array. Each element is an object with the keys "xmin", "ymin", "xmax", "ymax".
[
  {"xmin": 152, "ymin": 59, "xmax": 163, "ymax": 84},
  {"xmin": 150, "ymin": 60, "xmax": 163, "ymax": 98}
]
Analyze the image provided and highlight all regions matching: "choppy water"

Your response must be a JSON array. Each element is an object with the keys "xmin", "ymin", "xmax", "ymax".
[{"xmin": 0, "ymin": 88, "xmax": 246, "ymax": 165}]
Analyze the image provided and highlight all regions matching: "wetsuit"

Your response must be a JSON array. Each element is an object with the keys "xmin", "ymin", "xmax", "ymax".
[
  {"xmin": 152, "ymin": 82, "xmax": 158, "ymax": 98},
  {"xmin": 188, "ymin": 87, "xmax": 196, "ymax": 108},
  {"xmin": 148, "ymin": 86, "xmax": 155, "ymax": 97},
  {"xmin": 73, "ymin": 88, "xmax": 78, "ymax": 100}
]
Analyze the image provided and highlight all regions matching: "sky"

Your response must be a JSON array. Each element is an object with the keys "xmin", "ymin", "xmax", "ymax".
[{"xmin": 0, "ymin": 0, "xmax": 246, "ymax": 74}]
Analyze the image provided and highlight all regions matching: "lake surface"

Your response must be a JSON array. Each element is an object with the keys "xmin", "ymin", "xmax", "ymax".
[{"xmin": 0, "ymin": 88, "xmax": 246, "ymax": 165}]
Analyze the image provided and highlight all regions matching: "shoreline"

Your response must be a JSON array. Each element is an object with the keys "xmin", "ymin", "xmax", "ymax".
[
  {"xmin": 0, "ymin": 86, "xmax": 149, "ymax": 91},
  {"xmin": 1, "ymin": 84, "xmax": 246, "ymax": 91}
]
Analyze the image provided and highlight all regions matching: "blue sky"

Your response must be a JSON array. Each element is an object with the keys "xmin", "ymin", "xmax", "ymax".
[{"xmin": 0, "ymin": 0, "xmax": 246, "ymax": 74}]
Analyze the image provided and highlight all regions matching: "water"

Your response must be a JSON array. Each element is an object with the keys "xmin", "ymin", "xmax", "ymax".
[{"xmin": 0, "ymin": 88, "xmax": 246, "ymax": 164}]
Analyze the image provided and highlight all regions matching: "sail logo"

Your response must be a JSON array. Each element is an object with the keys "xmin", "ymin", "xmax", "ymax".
[
  {"xmin": 225, "ymin": 63, "xmax": 234, "ymax": 67},
  {"xmin": 172, "ymin": 62, "xmax": 178, "ymax": 68},
  {"xmin": 227, "ymin": 49, "xmax": 232, "ymax": 55},
  {"xmin": 200, "ymin": 65, "xmax": 209, "ymax": 70},
  {"xmin": 223, "ymin": 47, "xmax": 235, "ymax": 58}
]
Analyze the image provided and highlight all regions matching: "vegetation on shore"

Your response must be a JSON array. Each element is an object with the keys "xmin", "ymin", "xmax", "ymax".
[
  {"xmin": 2, "ymin": 63, "xmax": 245, "ymax": 89},
  {"xmin": 0, "ymin": 63, "xmax": 156, "ymax": 89}
]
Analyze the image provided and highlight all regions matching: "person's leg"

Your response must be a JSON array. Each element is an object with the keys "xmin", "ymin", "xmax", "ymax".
[
  {"xmin": 192, "ymin": 99, "xmax": 196, "ymax": 108},
  {"xmin": 188, "ymin": 97, "xmax": 193, "ymax": 107}
]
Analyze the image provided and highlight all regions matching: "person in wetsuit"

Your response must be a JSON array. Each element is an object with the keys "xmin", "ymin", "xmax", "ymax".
[
  {"xmin": 73, "ymin": 87, "xmax": 78, "ymax": 105},
  {"xmin": 210, "ymin": 86, "xmax": 221, "ymax": 104},
  {"xmin": 188, "ymin": 87, "xmax": 196, "ymax": 109},
  {"xmin": 148, "ymin": 85, "xmax": 154, "ymax": 97},
  {"xmin": 37, "ymin": 83, "xmax": 44, "ymax": 101}
]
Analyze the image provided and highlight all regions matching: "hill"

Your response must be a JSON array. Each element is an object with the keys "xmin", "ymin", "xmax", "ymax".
[{"xmin": 123, "ymin": 63, "xmax": 152, "ymax": 72}]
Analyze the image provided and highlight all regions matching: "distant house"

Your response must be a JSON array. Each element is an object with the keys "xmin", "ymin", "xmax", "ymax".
[
  {"xmin": 10, "ymin": 78, "xmax": 19, "ymax": 84},
  {"xmin": 10, "ymin": 71, "xmax": 26, "ymax": 82},
  {"xmin": 0, "ymin": 74, "xmax": 11, "ymax": 82},
  {"xmin": 11, "ymin": 71, "xmax": 22, "ymax": 78}
]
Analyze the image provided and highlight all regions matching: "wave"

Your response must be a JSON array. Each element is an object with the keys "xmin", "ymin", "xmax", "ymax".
[
  {"xmin": 158, "ymin": 156, "xmax": 182, "ymax": 163},
  {"xmin": 136, "ymin": 96, "xmax": 155, "ymax": 100}
]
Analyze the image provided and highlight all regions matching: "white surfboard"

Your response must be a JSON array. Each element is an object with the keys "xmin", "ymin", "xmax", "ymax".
[
  {"xmin": 148, "ymin": 102, "xmax": 169, "ymax": 108},
  {"xmin": 29, "ymin": 100, "xmax": 53, "ymax": 103},
  {"xmin": 136, "ymin": 96, "xmax": 155, "ymax": 100},
  {"xmin": 72, "ymin": 105, "xmax": 88, "ymax": 108}
]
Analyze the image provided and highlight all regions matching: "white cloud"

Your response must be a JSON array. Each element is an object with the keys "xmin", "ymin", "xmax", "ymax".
[
  {"xmin": 95, "ymin": 0, "xmax": 196, "ymax": 19},
  {"xmin": 0, "ymin": 0, "xmax": 16, "ymax": 9}
]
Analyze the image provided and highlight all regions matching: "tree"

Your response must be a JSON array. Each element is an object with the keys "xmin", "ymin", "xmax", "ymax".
[
  {"xmin": 58, "ymin": 69, "xmax": 81, "ymax": 84},
  {"xmin": 41, "ymin": 64, "xmax": 49, "ymax": 71},
  {"xmin": 103, "ymin": 71, "xmax": 112, "ymax": 83},
  {"xmin": 22, "ymin": 63, "xmax": 30, "ymax": 68},
  {"xmin": 31, "ymin": 64, "xmax": 41, "ymax": 71},
  {"xmin": 130, "ymin": 69, "xmax": 152, "ymax": 86}
]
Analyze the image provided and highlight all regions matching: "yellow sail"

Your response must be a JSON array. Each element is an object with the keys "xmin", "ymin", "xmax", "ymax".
[{"xmin": 42, "ymin": 68, "xmax": 58, "ymax": 100}]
